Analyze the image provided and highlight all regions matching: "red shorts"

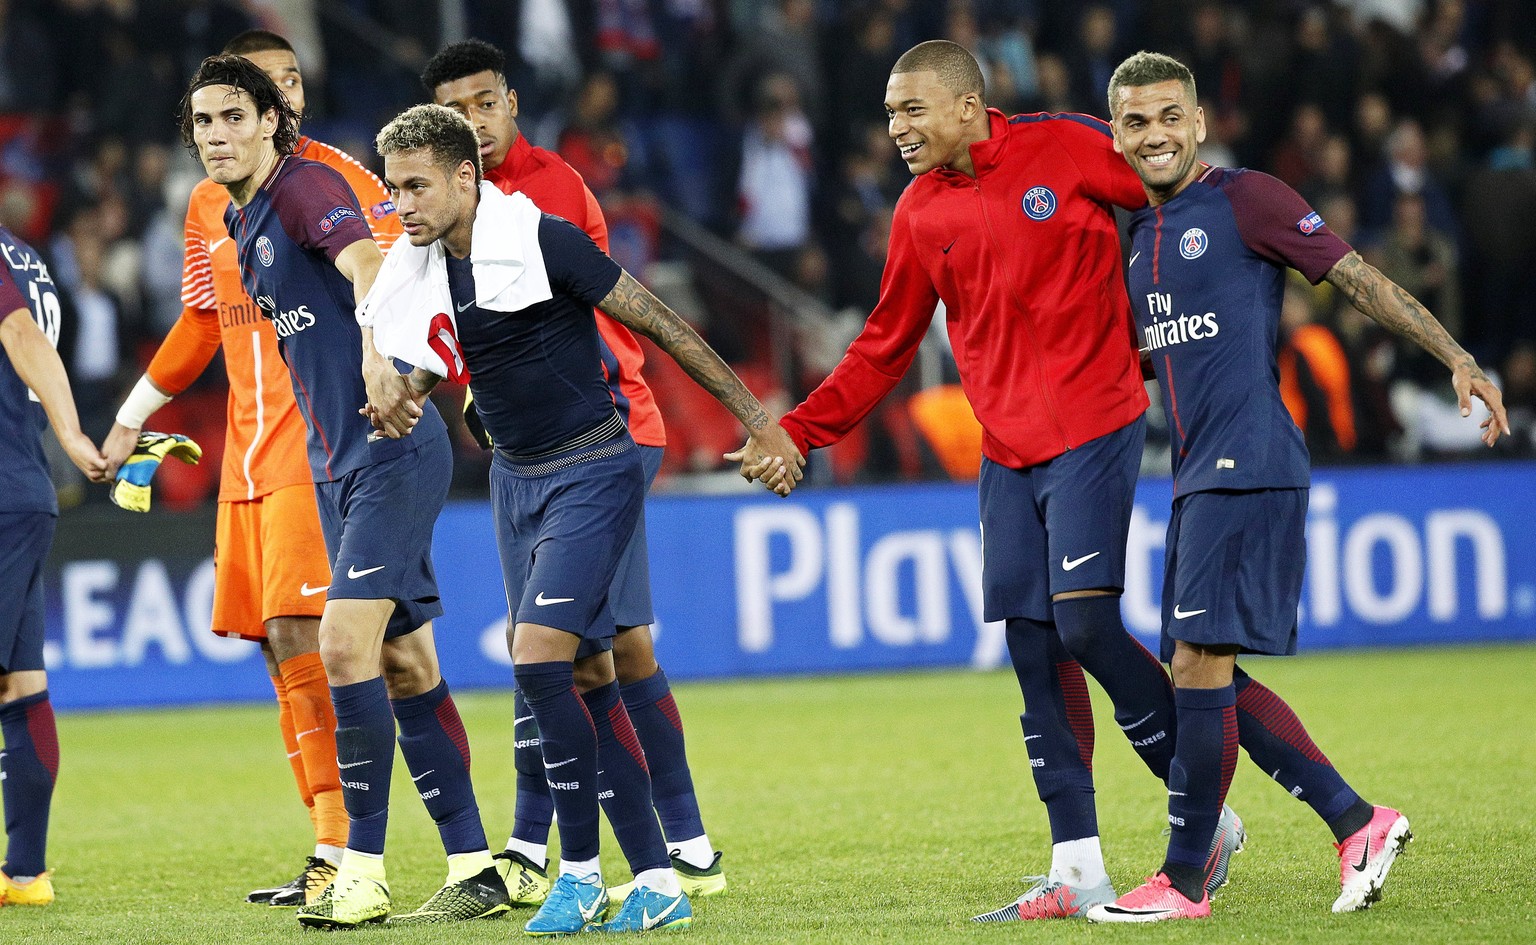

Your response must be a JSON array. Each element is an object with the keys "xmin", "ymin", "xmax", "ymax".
[{"xmin": 211, "ymin": 483, "xmax": 331, "ymax": 641}]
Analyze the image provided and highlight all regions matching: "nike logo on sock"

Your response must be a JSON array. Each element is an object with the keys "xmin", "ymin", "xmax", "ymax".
[
  {"xmin": 1023, "ymin": 734, "xmax": 1041, "ymax": 742},
  {"xmin": 514, "ymin": 715, "xmax": 535, "ymax": 725},
  {"xmin": 1119, "ymin": 711, "xmax": 1156, "ymax": 731},
  {"xmin": 411, "ymin": 769, "xmax": 435, "ymax": 782},
  {"xmin": 544, "ymin": 757, "xmax": 578, "ymax": 769},
  {"xmin": 338, "ymin": 759, "xmax": 373, "ymax": 769},
  {"xmin": 296, "ymin": 727, "xmax": 324, "ymax": 739}
]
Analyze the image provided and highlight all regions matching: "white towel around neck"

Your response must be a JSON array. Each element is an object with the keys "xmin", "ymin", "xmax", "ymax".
[{"xmin": 357, "ymin": 181, "xmax": 553, "ymax": 379}]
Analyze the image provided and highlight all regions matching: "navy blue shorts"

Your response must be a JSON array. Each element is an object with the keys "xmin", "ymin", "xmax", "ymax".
[
  {"xmin": 314, "ymin": 433, "xmax": 450, "ymax": 639},
  {"xmin": 1160, "ymin": 488, "xmax": 1306, "ymax": 660},
  {"xmin": 979, "ymin": 417, "xmax": 1145, "ymax": 621},
  {"xmin": 492, "ymin": 434, "xmax": 644, "ymax": 656},
  {"xmin": 608, "ymin": 444, "xmax": 660, "ymax": 630},
  {"xmin": 0, "ymin": 511, "xmax": 54, "ymax": 674}
]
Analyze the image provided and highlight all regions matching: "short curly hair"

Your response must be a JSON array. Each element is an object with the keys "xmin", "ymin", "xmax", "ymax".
[
  {"xmin": 421, "ymin": 39, "xmax": 507, "ymax": 94},
  {"xmin": 178, "ymin": 55, "xmax": 300, "ymax": 157},
  {"xmin": 376, "ymin": 104, "xmax": 482, "ymax": 181}
]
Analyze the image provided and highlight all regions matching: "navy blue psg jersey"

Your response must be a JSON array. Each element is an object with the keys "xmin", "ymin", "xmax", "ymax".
[
  {"xmin": 449, "ymin": 215, "xmax": 624, "ymax": 456},
  {"xmin": 226, "ymin": 157, "xmax": 445, "ymax": 481},
  {"xmin": 1126, "ymin": 166, "xmax": 1352, "ymax": 497},
  {"xmin": 0, "ymin": 225, "xmax": 62, "ymax": 515}
]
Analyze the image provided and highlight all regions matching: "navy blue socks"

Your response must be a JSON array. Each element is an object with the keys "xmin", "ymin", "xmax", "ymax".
[
  {"xmin": 0, "ymin": 691, "xmax": 57, "ymax": 877},
  {"xmin": 1006, "ymin": 618, "xmax": 1098, "ymax": 842},
  {"xmin": 392, "ymin": 679, "xmax": 488, "ymax": 855},
  {"xmin": 331, "ymin": 678, "xmax": 396, "ymax": 855},
  {"xmin": 514, "ymin": 661, "xmax": 601, "ymax": 863},
  {"xmin": 583, "ymin": 682, "xmax": 669, "ymax": 875},
  {"xmin": 1162, "ymin": 685, "xmax": 1238, "ymax": 898},
  {"xmin": 510, "ymin": 686, "xmax": 555, "ymax": 849},
  {"xmin": 620, "ymin": 668, "xmax": 706, "ymax": 844}
]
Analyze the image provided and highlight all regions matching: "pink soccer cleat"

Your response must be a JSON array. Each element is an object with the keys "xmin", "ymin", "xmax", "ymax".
[
  {"xmin": 1086, "ymin": 874, "xmax": 1211, "ymax": 923},
  {"xmin": 1333, "ymin": 805, "xmax": 1412, "ymax": 913}
]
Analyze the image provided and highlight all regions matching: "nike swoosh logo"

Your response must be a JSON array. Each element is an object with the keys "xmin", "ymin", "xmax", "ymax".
[
  {"xmin": 1168, "ymin": 790, "xmax": 1187, "ymax": 797},
  {"xmin": 411, "ymin": 769, "xmax": 435, "ymax": 782},
  {"xmin": 456, "ymin": 299, "xmax": 474, "ymax": 312},
  {"xmin": 579, "ymin": 893, "xmax": 605, "ymax": 923},
  {"xmin": 338, "ymin": 759, "xmax": 372, "ymax": 770},
  {"xmin": 296, "ymin": 727, "xmax": 324, "ymax": 740},
  {"xmin": 210, "ymin": 236, "xmax": 231, "ymax": 253},
  {"xmin": 514, "ymin": 715, "xmax": 535, "ymax": 725},
  {"xmin": 1129, "ymin": 250, "xmax": 1140, "ymax": 267},
  {"xmin": 348, "ymin": 565, "xmax": 385, "ymax": 579},
  {"xmin": 642, "ymin": 897, "xmax": 682, "ymax": 929},
  {"xmin": 544, "ymin": 757, "xmax": 578, "ymax": 769},
  {"xmin": 1062, "ymin": 552, "xmax": 1101, "ymax": 571},
  {"xmin": 1023, "ymin": 734, "xmax": 1041, "ymax": 742},
  {"xmin": 1173, "ymin": 606, "xmax": 1207, "ymax": 619},
  {"xmin": 942, "ymin": 239, "xmax": 957, "ymax": 255},
  {"xmin": 299, "ymin": 583, "xmax": 329, "ymax": 596},
  {"xmin": 1352, "ymin": 838, "xmax": 1372, "ymax": 872},
  {"xmin": 1119, "ymin": 711, "xmax": 1156, "ymax": 731},
  {"xmin": 535, "ymin": 592, "xmax": 575, "ymax": 606}
]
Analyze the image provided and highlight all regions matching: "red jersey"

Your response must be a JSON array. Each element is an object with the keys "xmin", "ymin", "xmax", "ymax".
[
  {"xmin": 486, "ymin": 134, "xmax": 665, "ymax": 447},
  {"xmin": 782, "ymin": 109, "xmax": 1149, "ymax": 469}
]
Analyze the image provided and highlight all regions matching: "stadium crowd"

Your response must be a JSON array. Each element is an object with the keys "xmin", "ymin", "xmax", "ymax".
[{"xmin": 0, "ymin": 0, "xmax": 1532, "ymax": 503}]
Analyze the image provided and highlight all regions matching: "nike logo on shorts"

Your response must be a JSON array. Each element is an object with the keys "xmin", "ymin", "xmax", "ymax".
[
  {"xmin": 1173, "ymin": 606, "xmax": 1207, "ymax": 619},
  {"xmin": 348, "ymin": 565, "xmax": 385, "ymax": 579},
  {"xmin": 299, "ymin": 583, "xmax": 329, "ymax": 596},
  {"xmin": 535, "ymin": 592, "xmax": 575, "ymax": 606},
  {"xmin": 1062, "ymin": 552, "xmax": 1101, "ymax": 571}
]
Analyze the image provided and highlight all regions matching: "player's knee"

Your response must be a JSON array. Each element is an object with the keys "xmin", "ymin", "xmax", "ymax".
[
  {"xmin": 1050, "ymin": 591, "xmax": 1121, "ymax": 654},
  {"xmin": 265, "ymin": 615, "xmax": 321, "ymax": 663},
  {"xmin": 612, "ymin": 627, "xmax": 658, "ymax": 685},
  {"xmin": 0, "ymin": 670, "xmax": 47, "ymax": 703}
]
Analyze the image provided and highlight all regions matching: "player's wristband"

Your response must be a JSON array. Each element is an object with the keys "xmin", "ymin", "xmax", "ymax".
[{"xmin": 115, "ymin": 375, "xmax": 173, "ymax": 429}]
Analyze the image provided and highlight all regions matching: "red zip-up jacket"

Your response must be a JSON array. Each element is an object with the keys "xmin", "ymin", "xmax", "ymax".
[{"xmin": 782, "ymin": 109, "xmax": 1148, "ymax": 469}]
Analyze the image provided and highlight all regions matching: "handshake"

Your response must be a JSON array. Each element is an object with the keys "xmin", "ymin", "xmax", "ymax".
[{"xmin": 725, "ymin": 420, "xmax": 806, "ymax": 498}]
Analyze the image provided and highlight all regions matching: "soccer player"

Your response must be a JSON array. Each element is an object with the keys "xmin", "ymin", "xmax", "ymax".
[
  {"xmin": 177, "ymin": 55, "xmax": 508, "ymax": 928},
  {"xmin": 755, "ymin": 40, "xmax": 1239, "ymax": 920},
  {"xmin": 102, "ymin": 30, "xmax": 401, "ymax": 908},
  {"xmin": 361, "ymin": 103, "xmax": 800, "ymax": 934},
  {"xmin": 421, "ymin": 39, "xmax": 727, "ymax": 904},
  {"xmin": 0, "ymin": 225, "xmax": 107, "ymax": 906},
  {"xmin": 1087, "ymin": 51, "xmax": 1507, "ymax": 922}
]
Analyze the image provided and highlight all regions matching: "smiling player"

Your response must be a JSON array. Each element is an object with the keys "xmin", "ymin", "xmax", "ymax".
[{"xmin": 1090, "ymin": 50, "xmax": 1507, "ymax": 922}]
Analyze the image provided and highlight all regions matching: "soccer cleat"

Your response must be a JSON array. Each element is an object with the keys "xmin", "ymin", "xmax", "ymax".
[
  {"xmin": 971, "ymin": 874, "xmax": 1117, "ymax": 921},
  {"xmin": 1087, "ymin": 873, "xmax": 1211, "ymax": 922},
  {"xmin": 253, "ymin": 856, "xmax": 337, "ymax": 907},
  {"xmin": 524, "ymin": 872, "xmax": 609, "ymax": 936},
  {"xmin": 596, "ymin": 886, "xmax": 693, "ymax": 933},
  {"xmin": 386, "ymin": 866, "xmax": 512, "ymax": 925},
  {"xmin": 494, "ymin": 850, "xmax": 551, "ymax": 906},
  {"xmin": 608, "ymin": 851, "xmax": 727, "ymax": 902},
  {"xmin": 1, "ymin": 870, "xmax": 54, "ymax": 906},
  {"xmin": 295, "ymin": 871, "xmax": 391, "ymax": 929},
  {"xmin": 1204, "ymin": 804, "xmax": 1246, "ymax": 898},
  {"xmin": 1333, "ymin": 805, "xmax": 1412, "ymax": 913}
]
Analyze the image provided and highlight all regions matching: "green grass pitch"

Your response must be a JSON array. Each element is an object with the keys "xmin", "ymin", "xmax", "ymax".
[{"xmin": 4, "ymin": 643, "xmax": 1533, "ymax": 943}]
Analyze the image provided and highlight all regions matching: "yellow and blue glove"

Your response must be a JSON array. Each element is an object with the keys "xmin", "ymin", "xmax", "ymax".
[{"xmin": 110, "ymin": 431, "xmax": 203, "ymax": 512}]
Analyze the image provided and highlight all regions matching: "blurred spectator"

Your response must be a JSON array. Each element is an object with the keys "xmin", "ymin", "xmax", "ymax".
[
  {"xmin": 1271, "ymin": 102, "xmax": 1329, "ymax": 191},
  {"xmin": 0, "ymin": 0, "xmax": 57, "ymax": 112},
  {"xmin": 720, "ymin": 0, "xmax": 824, "ymax": 128},
  {"xmin": 1497, "ymin": 342, "xmax": 1536, "ymax": 455},
  {"xmin": 1064, "ymin": 5, "xmax": 1120, "ymax": 115},
  {"xmin": 1460, "ymin": 121, "xmax": 1536, "ymax": 354},
  {"xmin": 1279, "ymin": 284, "xmax": 1357, "ymax": 462},
  {"xmin": 1360, "ymin": 118, "xmax": 1458, "ymax": 239},
  {"xmin": 826, "ymin": 5, "xmax": 900, "ymax": 155},
  {"xmin": 1376, "ymin": 192, "xmax": 1461, "ymax": 345},
  {"xmin": 733, "ymin": 73, "xmax": 815, "ymax": 276}
]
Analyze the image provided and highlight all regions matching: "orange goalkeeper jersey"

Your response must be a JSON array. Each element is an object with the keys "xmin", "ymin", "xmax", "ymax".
[{"xmin": 149, "ymin": 137, "xmax": 401, "ymax": 501}]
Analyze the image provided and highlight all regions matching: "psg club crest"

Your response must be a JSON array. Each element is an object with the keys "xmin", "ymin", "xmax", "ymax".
[
  {"xmin": 1178, "ymin": 227, "xmax": 1208, "ymax": 260},
  {"xmin": 256, "ymin": 236, "xmax": 275, "ymax": 267},
  {"xmin": 1021, "ymin": 186, "xmax": 1057, "ymax": 220}
]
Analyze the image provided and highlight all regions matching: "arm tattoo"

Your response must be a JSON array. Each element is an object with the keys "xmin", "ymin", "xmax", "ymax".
[
  {"xmin": 1325, "ymin": 252, "xmax": 1482, "ymax": 378},
  {"xmin": 599, "ymin": 271, "xmax": 771, "ymax": 431}
]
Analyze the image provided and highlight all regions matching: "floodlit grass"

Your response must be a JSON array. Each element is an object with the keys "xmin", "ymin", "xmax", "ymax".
[{"xmin": 5, "ymin": 643, "xmax": 1534, "ymax": 943}]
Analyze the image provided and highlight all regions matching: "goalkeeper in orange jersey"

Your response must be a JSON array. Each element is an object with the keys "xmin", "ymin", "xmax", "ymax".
[{"xmin": 102, "ymin": 30, "xmax": 402, "ymax": 908}]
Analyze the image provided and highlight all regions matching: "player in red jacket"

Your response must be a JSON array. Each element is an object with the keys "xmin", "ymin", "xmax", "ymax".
[
  {"xmin": 760, "ymin": 40, "xmax": 1239, "ymax": 920},
  {"xmin": 422, "ymin": 40, "xmax": 729, "ymax": 905}
]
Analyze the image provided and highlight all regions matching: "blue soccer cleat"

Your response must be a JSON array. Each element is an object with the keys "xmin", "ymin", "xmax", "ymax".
[
  {"xmin": 523, "ymin": 872, "xmax": 608, "ymax": 936},
  {"xmin": 597, "ymin": 886, "xmax": 693, "ymax": 933}
]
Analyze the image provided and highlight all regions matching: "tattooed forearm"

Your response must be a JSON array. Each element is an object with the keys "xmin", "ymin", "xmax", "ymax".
[
  {"xmin": 599, "ymin": 271, "xmax": 772, "ymax": 431},
  {"xmin": 1325, "ymin": 252, "xmax": 1480, "ymax": 376}
]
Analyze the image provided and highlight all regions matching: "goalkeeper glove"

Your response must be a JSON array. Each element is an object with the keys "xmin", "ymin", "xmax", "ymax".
[{"xmin": 110, "ymin": 431, "xmax": 203, "ymax": 512}]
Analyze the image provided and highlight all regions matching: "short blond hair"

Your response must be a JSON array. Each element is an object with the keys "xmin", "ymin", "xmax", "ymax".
[{"xmin": 376, "ymin": 103, "xmax": 482, "ymax": 180}]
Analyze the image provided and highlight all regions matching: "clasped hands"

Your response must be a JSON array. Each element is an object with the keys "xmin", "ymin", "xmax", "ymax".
[{"xmin": 726, "ymin": 422, "xmax": 806, "ymax": 497}]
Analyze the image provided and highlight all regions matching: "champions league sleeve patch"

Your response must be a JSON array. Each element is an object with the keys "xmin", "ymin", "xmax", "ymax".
[
  {"xmin": 370, "ymin": 200, "xmax": 396, "ymax": 219},
  {"xmin": 318, "ymin": 206, "xmax": 360, "ymax": 233},
  {"xmin": 1297, "ymin": 211, "xmax": 1324, "ymax": 235}
]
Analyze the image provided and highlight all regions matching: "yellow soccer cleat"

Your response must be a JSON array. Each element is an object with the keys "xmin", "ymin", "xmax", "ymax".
[
  {"xmin": 492, "ymin": 850, "xmax": 550, "ymax": 906},
  {"xmin": 608, "ymin": 851, "xmax": 727, "ymax": 903},
  {"xmin": 1, "ymin": 870, "xmax": 54, "ymax": 906},
  {"xmin": 295, "ymin": 871, "xmax": 390, "ymax": 929}
]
